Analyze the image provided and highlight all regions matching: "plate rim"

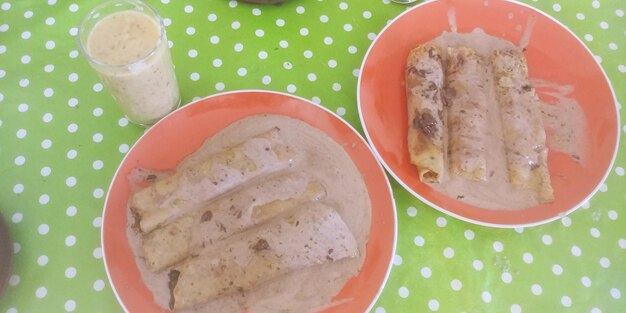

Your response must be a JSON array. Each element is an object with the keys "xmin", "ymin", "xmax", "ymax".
[
  {"xmin": 356, "ymin": 0, "xmax": 620, "ymax": 228},
  {"xmin": 101, "ymin": 89, "xmax": 398, "ymax": 312}
]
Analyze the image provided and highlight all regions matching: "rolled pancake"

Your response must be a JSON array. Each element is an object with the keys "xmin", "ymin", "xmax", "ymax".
[
  {"xmin": 492, "ymin": 49, "xmax": 553, "ymax": 202},
  {"xmin": 140, "ymin": 172, "xmax": 326, "ymax": 272},
  {"xmin": 168, "ymin": 202, "xmax": 359, "ymax": 310},
  {"xmin": 131, "ymin": 128, "xmax": 295, "ymax": 233},
  {"xmin": 445, "ymin": 46, "xmax": 489, "ymax": 181},
  {"xmin": 405, "ymin": 43, "xmax": 446, "ymax": 183}
]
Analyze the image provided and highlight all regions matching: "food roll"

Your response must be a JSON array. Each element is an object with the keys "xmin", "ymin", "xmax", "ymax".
[
  {"xmin": 492, "ymin": 48, "xmax": 553, "ymax": 203},
  {"xmin": 444, "ymin": 46, "xmax": 489, "ymax": 181},
  {"xmin": 405, "ymin": 43, "xmax": 446, "ymax": 183},
  {"xmin": 140, "ymin": 172, "xmax": 326, "ymax": 272},
  {"xmin": 168, "ymin": 202, "xmax": 359, "ymax": 310},
  {"xmin": 130, "ymin": 128, "xmax": 296, "ymax": 233}
]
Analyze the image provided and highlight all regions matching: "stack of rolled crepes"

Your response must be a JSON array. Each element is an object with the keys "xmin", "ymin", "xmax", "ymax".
[
  {"xmin": 406, "ymin": 43, "xmax": 553, "ymax": 203},
  {"xmin": 129, "ymin": 128, "xmax": 359, "ymax": 310}
]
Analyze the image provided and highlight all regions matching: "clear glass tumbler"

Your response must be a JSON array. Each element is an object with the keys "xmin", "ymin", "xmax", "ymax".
[{"xmin": 78, "ymin": 0, "xmax": 180, "ymax": 126}]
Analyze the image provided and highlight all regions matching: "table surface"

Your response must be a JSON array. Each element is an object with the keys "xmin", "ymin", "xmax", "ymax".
[{"xmin": 0, "ymin": 0, "xmax": 624, "ymax": 312}]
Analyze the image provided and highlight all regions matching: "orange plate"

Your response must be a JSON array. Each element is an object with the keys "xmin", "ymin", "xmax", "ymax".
[
  {"xmin": 358, "ymin": 0, "xmax": 619, "ymax": 227},
  {"xmin": 102, "ymin": 91, "xmax": 396, "ymax": 312}
]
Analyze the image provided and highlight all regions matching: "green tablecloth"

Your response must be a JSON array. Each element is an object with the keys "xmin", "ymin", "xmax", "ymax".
[{"xmin": 0, "ymin": 0, "xmax": 624, "ymax": 312}]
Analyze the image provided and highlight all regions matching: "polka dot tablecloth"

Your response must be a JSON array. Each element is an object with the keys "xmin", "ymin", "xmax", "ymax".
[{"xmin": 0, "ymin": 0, "xmax": 624, "ymax": 312}]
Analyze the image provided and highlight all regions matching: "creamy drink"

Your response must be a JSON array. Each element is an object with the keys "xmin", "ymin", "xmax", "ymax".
[{"xmin": 79, "ymin": 0, "xmax": 180, "ymax": 126}]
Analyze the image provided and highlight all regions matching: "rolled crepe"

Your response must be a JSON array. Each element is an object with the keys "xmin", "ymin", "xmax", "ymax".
[
  {"xmin": 406, "ymin": 43, "xmax": 446, "ymax": 183},
  {"xmin": 445, "ymin": 46, "xmax": 489, "ymax": 181},
  {"xmin": 168, "ymin": 202, "xmax": 359, "ymax": 310},
  {"xmin": 131, "ymin": 128, "xmax": 295, "ymax": 233},
  {"xmin": 141, "ymin": 173, "xmax": 327, "ymax": 272},
  {"xmin": 492, "ymin": 49, "xmax": 553, "ymax": 203}
]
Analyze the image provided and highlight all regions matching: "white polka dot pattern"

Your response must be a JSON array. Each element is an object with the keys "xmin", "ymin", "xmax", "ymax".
[{"xmin": 0, "ymin": 0, "xmax": 624, "ymax": 312}]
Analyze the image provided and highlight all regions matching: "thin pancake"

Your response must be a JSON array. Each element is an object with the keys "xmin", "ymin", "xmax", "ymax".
[
  {"xmin": 492, "ymin": 48, "xmax": 553, "ymax": 203},
  {"xmin": 140, "ymin": 173, "xmax": 326, "ymax": 272},
  {"xmin": 169, "ymin": 202, "xmax": 359, "ymax": 310},
  {"xmin": 406, "ymin": 43, "xmax": 446, "ymax": 183},
  {"xmin": 445, "ymin": 46, "xmax": 489, "ymax": 181},
  {"xmin": 131, "ymin": 128, "xmax": 295, "ymax": 233}
]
